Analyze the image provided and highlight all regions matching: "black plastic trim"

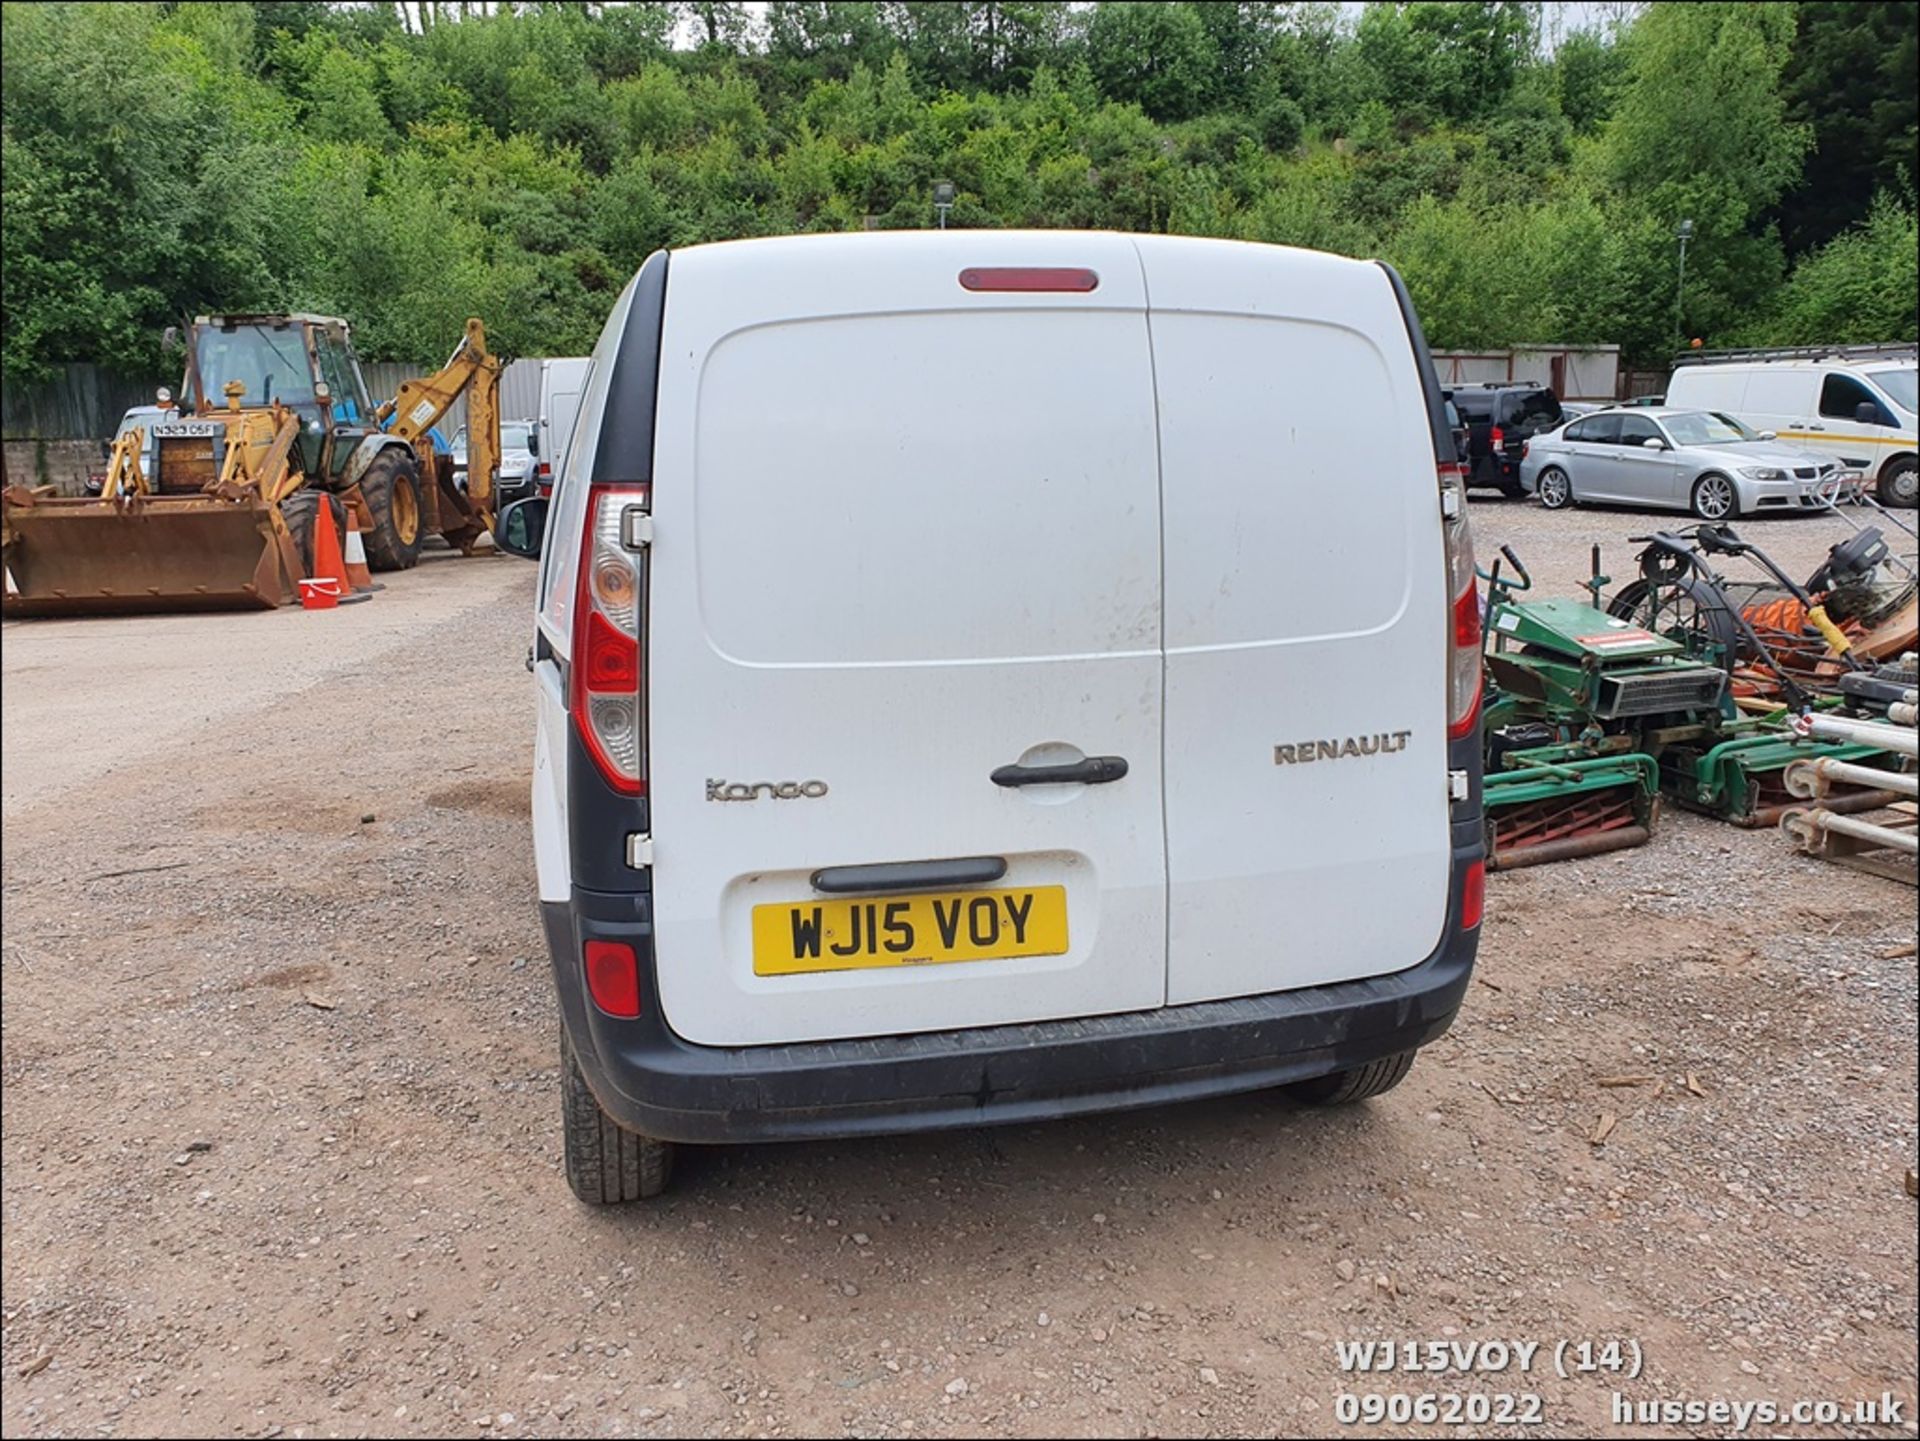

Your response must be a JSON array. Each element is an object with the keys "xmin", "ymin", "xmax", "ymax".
[
  {"xmin": 1377, "ymin": 259, "xmax": 1486, "ymax": 815},
  {"xmin": 591, "ymin": 249, "xmax": 668, "ymax": 487},
  {"xmin": 810, "ymin": 856, "xmax": 1009, "ymax": 894},
  {"xmin": 1375, "ymin": 259, "xmax": 1455, "ymax": 473},
  {"xmin": 564, "ymin": 248, "xmax": 667, "ymax": 895},
  {"xmin": 544, "ymin": 822, "xmax": 1482, "ymax": 1146},
  {"xmin": 567, "ymin": 723, "xmax": 650, "ymax": 895}
]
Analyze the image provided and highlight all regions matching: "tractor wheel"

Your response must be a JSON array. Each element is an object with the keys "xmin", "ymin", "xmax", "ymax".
[
  {"xmin": 358, "ymin": 448, "xmax": 424, "ymax": 572},
  {"xmin": 277, "ymin": 488, "xmax": 347, "ymax": 578},
  {"xmin": 1286, "ymin": 1050, "xmax": 1417, "ymax": 1106},
  {"xmin": 561, "ymin": 1030, "xmax": 674, "ymax": 1204},
  {"xmin": 1878, "ymin": 456, "xmax": 1917, "ymax": 509}
]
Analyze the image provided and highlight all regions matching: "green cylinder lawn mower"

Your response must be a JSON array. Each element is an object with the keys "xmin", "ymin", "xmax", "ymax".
[{"xmin": 1478, "ymin": 541, "xmax": 1909, "ymax": 870}]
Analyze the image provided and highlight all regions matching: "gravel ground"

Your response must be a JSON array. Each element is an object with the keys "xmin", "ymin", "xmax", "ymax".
[{"xmin": 2, "ymin": 506, "xmax": 1915, "ymax": 1440}]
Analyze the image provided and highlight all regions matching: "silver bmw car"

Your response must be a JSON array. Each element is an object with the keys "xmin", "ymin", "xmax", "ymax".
[{"xmin": 1518, "ymin": 406, "xmax": 1852, "ymax": 520}]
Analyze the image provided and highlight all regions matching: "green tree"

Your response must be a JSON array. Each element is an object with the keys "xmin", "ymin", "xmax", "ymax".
[
  {"xmin": 1775, "ymin": 2, "xmax": 1920, "ymax": 254},
  {"xmin": 1750, "ymin": 193, "xmax": 1920, "ymax": 344},
  {"xmin": 1552, "ymin": 28, "xmax": 1626, "ymax": 136},
  {"xmin": 1085, "ymin": 1, "xmax": 1216, "ymax": 122},
  {"xmin": 1599, "ymin": 2, "xmax": 1810, "ymax": 339}
]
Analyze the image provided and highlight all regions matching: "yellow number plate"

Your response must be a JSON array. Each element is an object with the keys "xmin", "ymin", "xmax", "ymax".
[{"xmin": 752, "ymin": 885, "xmax": 1068, "ymax": 976}]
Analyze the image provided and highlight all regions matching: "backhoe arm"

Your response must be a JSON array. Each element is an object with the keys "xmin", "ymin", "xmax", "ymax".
[{"xmin": 376, "ymin": 318, "xmax": 503, "ymax": 510}]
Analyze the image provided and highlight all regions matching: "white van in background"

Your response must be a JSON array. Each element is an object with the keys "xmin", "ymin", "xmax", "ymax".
[
  {"xmin": 531, "ymin": 356, "xmax": 591, "ymax": 499},
  {"xmin": 1663, "ymin": 345, "xmax": 1918, "ymax": 506},
  {"xmin": 492, "ymin": 232, "xmax": 1486, "ymax": 1202}
]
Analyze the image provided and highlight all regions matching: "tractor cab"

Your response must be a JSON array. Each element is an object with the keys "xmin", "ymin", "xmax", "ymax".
[{"xmin": 171, "ymin": 315, "xmax": 375, "ymax": 491}]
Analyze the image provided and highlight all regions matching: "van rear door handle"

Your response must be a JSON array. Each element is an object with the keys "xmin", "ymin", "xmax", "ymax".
[
  {"xmin": 991, "ymin": 756, "xmax": 1129, "ymax": 787},
  {"xmin": 812, "ymin": 856, "xmax": 1008, "ymax": 894}
]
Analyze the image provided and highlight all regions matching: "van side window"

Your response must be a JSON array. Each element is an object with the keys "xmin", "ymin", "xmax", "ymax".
[{"xmin": 1820, "ymin": 373, "xmax": 1888, "ymax": 424}]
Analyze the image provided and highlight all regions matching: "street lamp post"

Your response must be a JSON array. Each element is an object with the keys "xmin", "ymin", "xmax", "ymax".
[
  {"xmin": 933, "ymin": 180, "xmax": 955, "ymax": 230},
  {"xmin": 1673, "ymin": 218, "xmax": 1694, "ymax": 351}
]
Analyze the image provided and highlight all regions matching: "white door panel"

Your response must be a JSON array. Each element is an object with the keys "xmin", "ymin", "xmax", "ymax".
[
  {"xmin": 648, "ymin": 233, "xmax": 1168, "ymax": 1048},
  {"xmin": 1133, "ymin": 239, "xmax": 1452, "ymax": 1005}
]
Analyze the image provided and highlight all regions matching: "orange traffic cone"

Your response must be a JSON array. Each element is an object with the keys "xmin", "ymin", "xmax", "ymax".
[
  {"xmin": 309, "ymin": 495, "xmax": 357, "ymax": 606},
  {"xmin": 342, "ymin": 507, "xmax": 376, "ymax": 593}
]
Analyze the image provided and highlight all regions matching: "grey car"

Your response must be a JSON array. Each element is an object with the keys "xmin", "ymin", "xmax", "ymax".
[
  {"xmin": 451, "ymin": 420, "xmax": 535, "ymax": 501},
  {"xmin": 1518, "ymin": 406, "xmax": 1852, "ymax": 520}
]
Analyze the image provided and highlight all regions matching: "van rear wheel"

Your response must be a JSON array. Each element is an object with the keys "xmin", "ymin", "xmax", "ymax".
[
  {"xmin": 1286, "ymin": 1050, "xmax": 1417, "ymax": 1106},
  {"xmin": 1879, "ymin": 457, "xmax": 1917, "ymax": 509},
  {"xmin": 561, "ymin": 1031, "xmax": 673, "ymax": 1203}
]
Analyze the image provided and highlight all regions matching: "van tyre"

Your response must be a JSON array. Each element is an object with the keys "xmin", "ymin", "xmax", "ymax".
[
  {"xmin": 276, "ymin": 487, "xmax": 346, "ymax": 577},
  {"xmin": 1879, "ymin": 457, "xmax": 1917, "ymax": 509},
  {"xmin": 561, "ymin": 1032, "xmax": 673, "ymax": 1203},
  {"xmin": 358, "ymin": 448, "xmax": 424, "ymax": 571},
  {"xmin": 1285, "ymin": 1049, "xmax": 1417, "ymax": 1106}
]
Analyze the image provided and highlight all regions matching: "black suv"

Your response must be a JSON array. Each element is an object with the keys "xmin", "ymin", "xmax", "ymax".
[{"xmin": 1449, "ymin": 384, "xmax": 1565, "ymax": 495}]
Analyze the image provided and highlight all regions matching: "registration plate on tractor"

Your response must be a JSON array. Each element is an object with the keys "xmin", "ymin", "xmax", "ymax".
[{"xmin": 752, "ymin": 886, "xmax": 1068, "ymax": 976}]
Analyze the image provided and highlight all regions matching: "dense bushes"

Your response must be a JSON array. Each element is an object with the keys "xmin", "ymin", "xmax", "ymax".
[{"xmin": 2, "ymin": 1, "xmax": 1913, "ymax": 381}]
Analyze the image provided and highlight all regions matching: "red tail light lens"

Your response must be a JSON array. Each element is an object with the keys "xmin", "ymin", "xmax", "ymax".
[
  {"xmin": 1448, "ymin": 584, "xmax": 1483, "ymax": 739},
  {"xmin": 584, "ymin": 940, "xmax": 640, "ymax": 1017},
  {"xmin": 1452, "ymin": 582, "xmax": 1481, "ymax": 650},
  {"xmin": 583, "ymin": 610, "xmax": 637, "ymax": 690},
  {"xmin": 1460, "ymin": 859, "xmax": 1485, "ymax": 930},
  {"xmin": 1491, "ymin": 425, "xmax": 1505, "ymax": 448},
  {"xmin": 570, "ymin": 484, "xmax": 649, "ymax": 796},
  {"xmin": 1440, "ymin": 462, "xmax": 1481, "ymax": 741},
  {"xmin": 959, "ymin": 267, "xmax": 1099, "ymax": 293}
]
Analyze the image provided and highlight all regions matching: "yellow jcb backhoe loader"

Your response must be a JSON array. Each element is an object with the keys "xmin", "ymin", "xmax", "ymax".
[{"xmin": 2, "ymin": 314, "xmax": 502, "ymax": 616}]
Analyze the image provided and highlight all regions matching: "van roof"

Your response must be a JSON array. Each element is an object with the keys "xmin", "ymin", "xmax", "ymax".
[
  {"xmin": 1671, "ymin": 342, "xmax": 1916, "ymax": 371},
  {"xmin": 670, "ymin": 228, "xmax": 1386, "ymax": 288}
]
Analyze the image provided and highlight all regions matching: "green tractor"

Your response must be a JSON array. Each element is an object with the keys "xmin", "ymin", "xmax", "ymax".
[{"xmin": 1479, "ymin": 544, "xmax": 1906, "ymax": 869}]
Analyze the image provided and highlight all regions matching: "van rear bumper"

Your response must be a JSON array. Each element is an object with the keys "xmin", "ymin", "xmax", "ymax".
[{"xmin": 543, "ymin": 855, "xmax": 1480, "ymax": 1145}]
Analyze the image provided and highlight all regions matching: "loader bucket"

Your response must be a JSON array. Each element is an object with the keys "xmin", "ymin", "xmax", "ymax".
[
  {"xmin": 2, "ymin": 493, "xmax": 299, "ymax": 617},
  {"xmin": 1485, "ymin": 752, "xmax": 1661, "ymax": 870}
]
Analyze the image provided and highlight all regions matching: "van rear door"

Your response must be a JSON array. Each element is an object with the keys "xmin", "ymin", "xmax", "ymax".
[
  {"xmin": 1135, "ymin": 238, "xmax": 1454, "ymax": 1004},
  {"xmin": 647, "ymin": 234, "xmax": 1168, "ymax": 1048}
]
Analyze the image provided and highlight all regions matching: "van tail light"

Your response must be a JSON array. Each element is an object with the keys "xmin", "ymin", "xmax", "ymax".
[
  {"xmin": 959, "ymin": 267, "xmax": 1099, "ymax": 293},
  {"xmin": 1490, "ymin": 424, "xmax": 1506, "ymax": 450},
  {"xmin": 1440, "ymin": 460, "xmax": 1481, "ymax": 741},
  {"xmin": 1459, "ymin": 859, "xmax": 1485, "ymax": 930},
  {"xmin": 584, "ymin": 939, "xmax": 641, "ymax": 1017},
  {"xmin": 570, "ymin": 483, "xmax": 650, "ymax": 796}
]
